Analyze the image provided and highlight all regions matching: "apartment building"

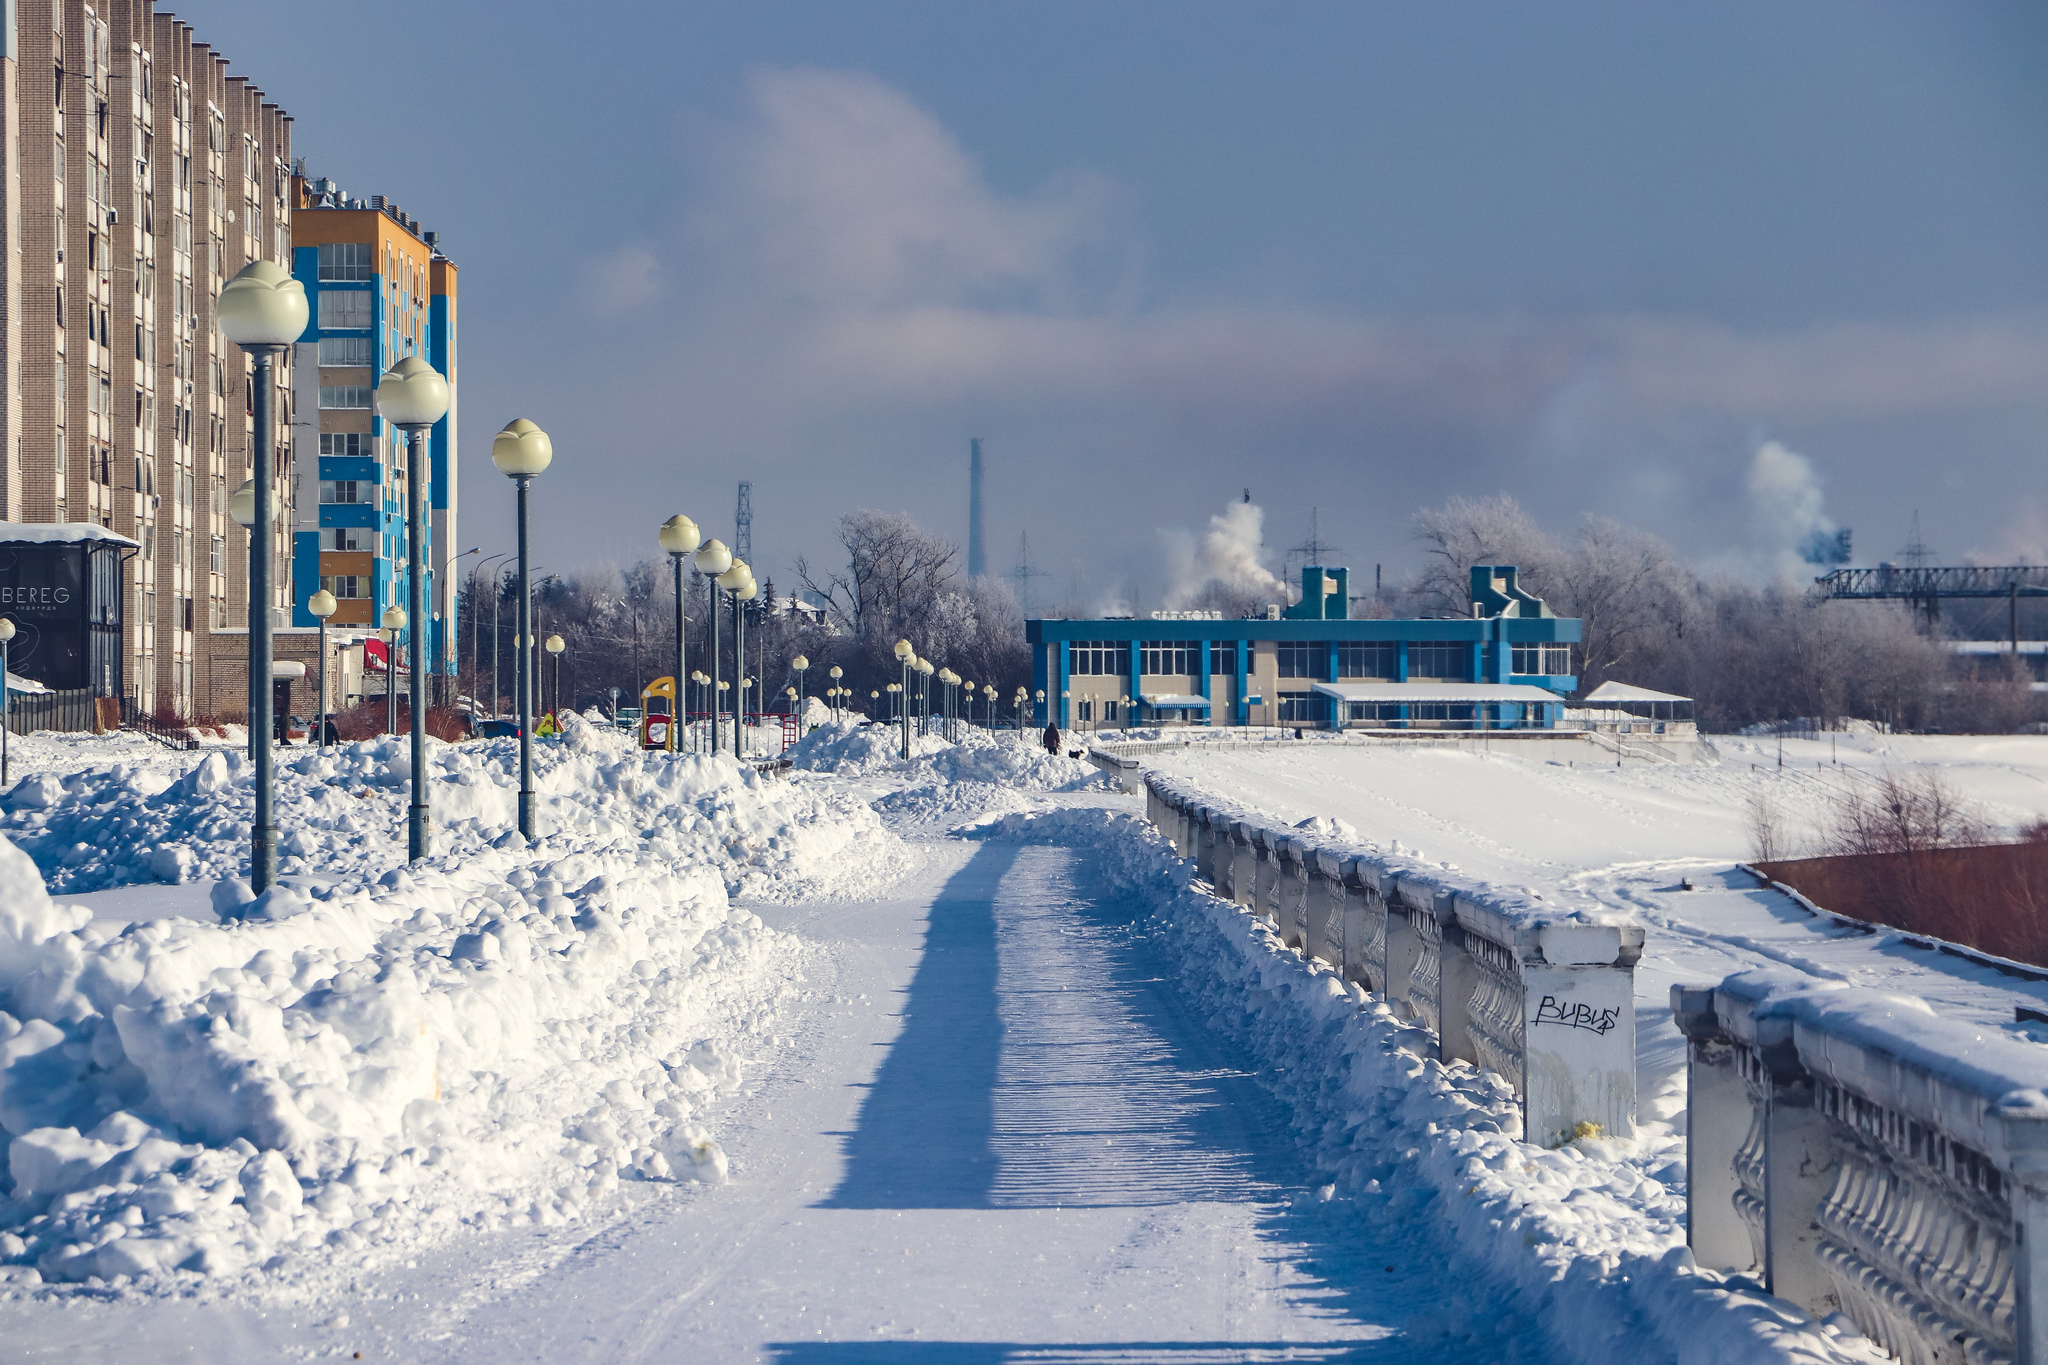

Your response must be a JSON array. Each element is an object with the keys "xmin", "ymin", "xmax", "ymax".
[
  {"xmin": 0, "ymin": 0, "xmax": 294, "ymax": 718},
  {"xmin": 287, "ymin": 175, "xmax": 458, "ymax": 694}
]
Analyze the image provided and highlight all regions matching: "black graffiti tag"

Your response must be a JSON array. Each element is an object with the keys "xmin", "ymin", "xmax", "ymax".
[{"xmin": 1534, "ymin": 996, "xmax": 1620, "ymax": 1035}]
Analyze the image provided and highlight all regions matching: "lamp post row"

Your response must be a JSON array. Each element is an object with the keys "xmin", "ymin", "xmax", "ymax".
[{"xmin": 213, "ymin": 259, "xmax": 1034, "ymax": 890}]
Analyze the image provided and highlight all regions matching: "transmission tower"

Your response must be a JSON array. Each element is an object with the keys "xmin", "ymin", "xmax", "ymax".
[
  {"xmin": 1290, "ymin": 506, "xmax": 1342, "ymax": 564},
  {"xmin": 735, "ymin": 481, "xmax": 753, "ymax": 566},
  {"xmin": 1003, "ymin": 532, "xmax": 1052, "ymax": 615},
  {"xmin": 1897, "ymin": 511, "xmax": 1934, "ymax": 568}
]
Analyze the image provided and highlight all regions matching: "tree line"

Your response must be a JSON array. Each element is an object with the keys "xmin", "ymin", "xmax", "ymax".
[
  {"xmin": 466, "ymin": 495, "xmax": 2033, "ymax": 735},
  {"xmin": 456, "ymin": 510, "xmax": 1031, "ymax": 723}
]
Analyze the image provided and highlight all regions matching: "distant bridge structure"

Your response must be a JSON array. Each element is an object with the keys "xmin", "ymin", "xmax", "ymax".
[{"xmin": 1813, "ymin": 564, "xmax": 2048, "ymax": 633}]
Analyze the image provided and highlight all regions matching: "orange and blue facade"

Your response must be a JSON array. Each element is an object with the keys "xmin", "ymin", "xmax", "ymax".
[{"xmin": 285, "ymin": 174, "xmax": 458, "ymax": 685}]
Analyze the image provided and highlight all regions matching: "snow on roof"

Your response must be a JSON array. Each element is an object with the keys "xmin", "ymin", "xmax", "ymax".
[
  {"xmin": 1582, "ymin": 680, "xmax": 1691, "ymax": 704},
  {"xmin": 1136, "ymin": 693, "xmax": 1211, "ymax": 708},
  {"xmin": 0, "ymin": 521, "xmax": 140, "ymax": 549},
  {"xmin": 6, "ymin": 671, "xmax": 48, "ymax": 695},
  {"xmin": 1311, "ymin": 681, "xmax": 1564, "ymax": 704}
]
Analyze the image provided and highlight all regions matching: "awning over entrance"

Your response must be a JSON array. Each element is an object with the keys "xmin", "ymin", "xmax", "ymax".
[{"xmin": 1138, "ymin": 694, "xmax": 1212, "ymax": 710}]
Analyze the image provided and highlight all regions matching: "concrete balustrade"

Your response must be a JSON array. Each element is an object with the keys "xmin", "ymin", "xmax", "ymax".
[
  {"xmin": 1674, "ymin": 971, "xmax": 2048, "ymax": 1365},
  {"xmin": 1143, "ymin": 772, "xmax": 1643, "ymax": 1147}
]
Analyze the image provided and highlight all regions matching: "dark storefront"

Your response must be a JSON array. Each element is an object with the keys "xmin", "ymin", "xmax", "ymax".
[{"xmin": 0, "ymin": 525, "xmax": 135, "ymax": 702}]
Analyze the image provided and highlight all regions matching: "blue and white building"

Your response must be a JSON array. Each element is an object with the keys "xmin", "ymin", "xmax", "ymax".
[{"xmin": 1028, "ymin": 565, "xmax": 1581, "ymax": 730}]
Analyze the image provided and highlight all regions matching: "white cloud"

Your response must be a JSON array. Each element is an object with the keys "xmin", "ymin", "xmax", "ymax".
[
  {"xmin": 701, "ymin": 68, "xmax": 1128, "ymax": 313},
  {"xmin": 527, "ymin": 66, "xmax": 2048, "ymax": 600}
]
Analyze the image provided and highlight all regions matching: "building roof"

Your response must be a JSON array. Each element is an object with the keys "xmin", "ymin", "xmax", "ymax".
[
  {"xmin": 1583, "ymin": 681, "xmax": 1692, "ymax": 704},
  {"xmin": 0, "ymin": 522, "xmax": 140, "ymax": 549},
  {"xmin": 1311, "ymin": 682, "xmax": 1564, "ymax": 704}
]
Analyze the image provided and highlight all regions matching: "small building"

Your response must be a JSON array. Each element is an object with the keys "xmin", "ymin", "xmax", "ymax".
[
  {"xmin": 0, "ymin": 523, "xmax": 136, "ymax": 731},
  {"xmin": 1566, "ymin": 681, "xmax": 1696, "ymax": 736},
  {"xmin": 1027, "ymin": 564, "xmax": 1581, "ymax": 730}
]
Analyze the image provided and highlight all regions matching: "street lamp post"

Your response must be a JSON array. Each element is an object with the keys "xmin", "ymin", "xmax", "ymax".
[
  {"xmin": 893, "ymin": 639, "xmax": 914, "ymax": 758},
  {"xmin": 375, "ymin": 357, "xmax": 451, "ymax": 863},
  {"xmin": 218, "ymin": 259, "xmax": 308, "ymax": 895},
  {"xmin": 828, "ymin": 665, "xmax": 843, "ymax": 722},
  {"xmin": 0, "ymin": 618, "xmax": 15, "ymax": 785},
  {"xmin": 660, "ymin": 515, "xmax": 702, "ymax": 753},
  {"xmin": 381, "ymin": 606, "xmax": 406, "ymax": 737},
  {"xmin": 491, "ymin": 418, "xmax": 553, "ymax": 840},
  {"xmin": 695, "ymin": 540, "xmax": 733, "ymax": 752},
  {"xmin": 308, "ymin": 590, "xmax": 336, "ymax": 749},
  {"xmin": 791, "ymin": 654, "xmax": 809, "ymax": 727},
  {"xmin": 546, "ymin": 635, "xmax": 565, "ymax": 717},
  {"xmin": 717, "ymin": 556, "xmax": 753, "ymax": 753}
]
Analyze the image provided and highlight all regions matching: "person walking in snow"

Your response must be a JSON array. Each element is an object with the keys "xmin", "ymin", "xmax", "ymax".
[{"xmin": 1044, "ymin": 721, "xmax": 1061, "ymax": 754}]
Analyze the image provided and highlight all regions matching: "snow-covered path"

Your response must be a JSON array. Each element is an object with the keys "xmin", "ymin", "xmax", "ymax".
[
  {"xmin": 462, "ymin": 835, "xmax": 1475, "ymax": 1362},
  {"xmin": 5, "ymin": 825, "xmax": 1495, "ymax": 1362}
]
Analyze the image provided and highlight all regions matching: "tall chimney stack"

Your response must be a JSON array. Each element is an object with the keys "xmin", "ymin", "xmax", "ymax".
[{"xmin": 968, "ymin": 438, "xmax": 986, "ymax": 578}]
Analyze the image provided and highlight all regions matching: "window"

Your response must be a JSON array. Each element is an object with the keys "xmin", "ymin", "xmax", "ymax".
[
  {"xmin": 1337, "ymin": 642, "xmax": 1397, "ymax": 679},
  {"xmin": 318, "ymin": 479, "xmax": 363, "ymax": 504},
  {"xmin": 319, "ymin": 432, "xmax": 373, "ymax": 458},
  {"xmin": 1139, "ymin": 640, "xmax": 1199, "ymax": 675},
  {"xmin": 1209, "ymin": 641, "xmax": 1237, "ymax": 676},
  {"xmin": 1277, "ymin": 691, "xmax": 1321, "ymax": 723},
  {"xmin": 1408, "ymin": 641, "xmax": 1470, "ymax": 680},
  {"xmin": 1068, "ymin": 640, "xmax": 1125, "ymax": 676},
  {"xmin": 317, "ymin": 242, "xmax": 372, "ymax": 282},
  {"xmin": 1510, "ymin": 643, "xmax": 1572, "ymax": 677},
  {"xmin": 321, "ymin": 575, "xmax": 365, "ymax": 599},
  {"xmin": 317, "ymin": 335, "xmax": 372, "ymax": 367},
  {"xmin": 318, "ymin": 385, "xmax": 371, "ymax": 409},
  {"xmin": 1276, "ymin": 641, "xmax": 1323, "ymax": 678},
  {"xmin": 1076, "ymin": 699, "xmax": 1094, "ymax": 722},
  {"xmin": 327, "ymin": 526, "xmax": 368, "ymax": 550},
  {"xmin": 1103, "ymin": 699, "xmax": 1120, "ymax": 723},
  {"xmin": 317, "ymin": 290, "xmax": 370, "ymax": 330},
  {"xmin": 210, "ymin": 535, "xmax": 223, "ymax": 574}
]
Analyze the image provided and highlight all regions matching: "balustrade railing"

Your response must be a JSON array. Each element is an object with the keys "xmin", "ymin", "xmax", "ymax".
[
  {"xmin": 1145, "ymin": 772, "xmax": 1643, "ymax": 1146},
  {"xmin": 1673, "ymin": 971, "xmax": 2048, "ymax": 1365}
]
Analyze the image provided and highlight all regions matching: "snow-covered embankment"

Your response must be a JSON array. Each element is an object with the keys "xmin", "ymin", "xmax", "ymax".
[{"xmin": 0, "ymin": 717, "xmax": 898, "ymax": 1290}]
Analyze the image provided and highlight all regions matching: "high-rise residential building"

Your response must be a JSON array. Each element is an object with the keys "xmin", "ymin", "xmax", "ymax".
[
  {"xmin": 0, "ymin": 0, "xmax": 295, "ymax": 718},
  {"xmin": 287, "ymin": 175, "xmax": 458, "ymax": 694}
]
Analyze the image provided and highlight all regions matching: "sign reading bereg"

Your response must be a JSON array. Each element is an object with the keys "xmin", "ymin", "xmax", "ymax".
[{"xmin": 0, "ymin": 525, "xmax": 135, "ymax": 694}]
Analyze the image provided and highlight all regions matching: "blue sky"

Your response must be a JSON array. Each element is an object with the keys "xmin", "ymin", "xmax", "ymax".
[{"xmin": 187, "ymin": 1, "xmax": 2048, "ymax": 603}]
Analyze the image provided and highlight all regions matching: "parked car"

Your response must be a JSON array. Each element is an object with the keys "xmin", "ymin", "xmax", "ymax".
[{"xmin": 474, "ymin": 718, "xmax": 522, "ymax": 740}]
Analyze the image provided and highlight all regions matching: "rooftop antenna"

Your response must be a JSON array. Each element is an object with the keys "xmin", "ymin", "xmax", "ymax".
[
  {"xmin": 735, "ymin": 481, "xmax": 753, "ymax": 566},
  {"xmin": 1003, "ymin": 531, "xmax": 1051, "ymax": 615},
  {"xmin": 968, "ymin": 439, "xmax": 986, "ymax": 579},
  {"xmin": 1897, "ymin": 511, "xmax": 1934, "ymax": 568},
  {"xmin": 1289, "ymin": 506, "xmax": 1342, "ymax": 566}
]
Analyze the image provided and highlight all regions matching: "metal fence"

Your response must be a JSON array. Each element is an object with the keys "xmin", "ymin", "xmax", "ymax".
[{"xmin": 4, "ymin": 687, "xmax": 98, "ymax": 736}]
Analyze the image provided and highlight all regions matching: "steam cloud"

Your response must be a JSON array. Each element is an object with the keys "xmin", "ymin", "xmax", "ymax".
[
  {"xmin": 1742, "ymin": 439, "xmax": 1849, "ymax": 577},
  {"xmin": 1160, "ymin": 501, "xmax": 1291, "ymax": 610}
]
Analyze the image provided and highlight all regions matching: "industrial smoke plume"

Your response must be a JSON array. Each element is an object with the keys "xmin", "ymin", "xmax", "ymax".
[{"xmin": 1161, "ymin": 500, "xmax": 1290, "ymax": 610}]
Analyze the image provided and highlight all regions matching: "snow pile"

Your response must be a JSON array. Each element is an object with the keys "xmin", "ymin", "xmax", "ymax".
[
  {"xmin": 784, "ymin": 718, "xmax": 955, "ymax": 775},
  {"xmin": 0, "ymin": 722, "xmax": 903, "ymax": 1293},
  {"xmin": 968, "ymin": 806, "xmax": 1880, "ymax": 1364},
  {"xmin": 2, "ymin": 714, "xmax": 893, "ymax": 901},
  {"xmin": 789, "ymin": 717, "xmax": 1103, "ymax": 793}
]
